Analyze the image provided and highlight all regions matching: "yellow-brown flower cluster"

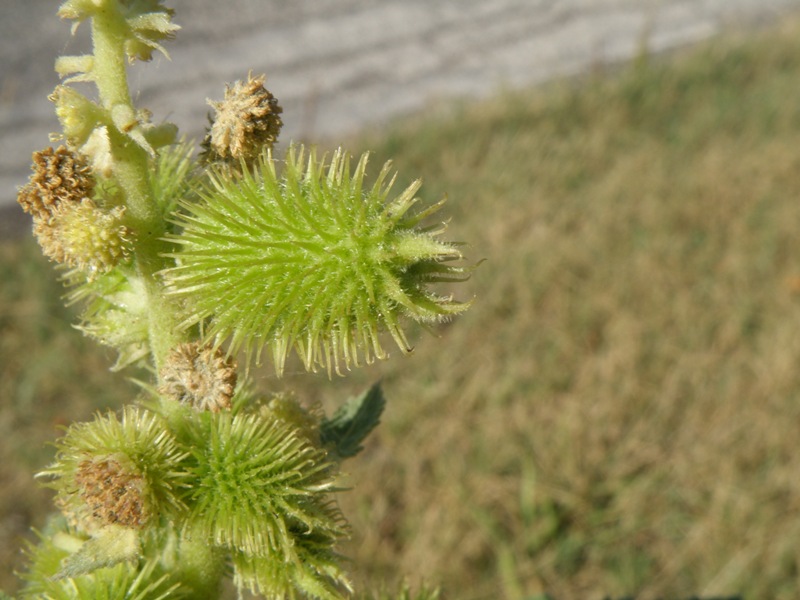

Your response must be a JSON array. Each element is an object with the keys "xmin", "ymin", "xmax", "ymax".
[
  {"xmin": 17, "ymin": 146, "xmax": 131, "ymax": 276},
  {"xmin": 159, "ymin": 342, "xmax": 238, "ymax": 413},
  {"xmin": 203, "ymin": 74, "xmax": 283, "ymax": 165}
]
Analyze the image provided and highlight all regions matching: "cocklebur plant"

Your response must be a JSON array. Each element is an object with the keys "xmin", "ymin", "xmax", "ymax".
[{"xmin": 10, "ymin": 1, "xmax": 471, "ymax": 598}]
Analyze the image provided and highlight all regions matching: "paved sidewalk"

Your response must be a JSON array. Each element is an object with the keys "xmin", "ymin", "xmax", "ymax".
[{"xmin": 2, "ymin": 0, "xmax": 800, "ymax": 236}]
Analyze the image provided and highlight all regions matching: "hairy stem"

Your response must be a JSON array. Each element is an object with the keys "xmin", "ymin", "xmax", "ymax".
[
  {"xmin": 90, "ymin": 9, "xmax": 155, "ymax": 227},
  {"xmin": 90, "ymin": 7, "xmax": 183, "ymax": 371}
]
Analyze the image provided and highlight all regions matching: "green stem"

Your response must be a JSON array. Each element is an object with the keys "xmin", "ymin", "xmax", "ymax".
[
  {"xmin": 90, "ymin": 6, "xmax": 183, "ymax": 371},
  {"xmin": 90, "ymin": 7, "xmax": 157, "ymax": 229},
  {"xmin": 89, "ymin": 4, "xmax": 218, "ymax": 586}
]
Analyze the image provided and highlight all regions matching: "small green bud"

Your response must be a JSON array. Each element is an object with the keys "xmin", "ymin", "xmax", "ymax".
[
  {"xmin": 50, "ymin": 85, "xmax": 105, "ymax": 149},
  {"xmin": 123, "ymin": 8, "xmax": 180, "ymax": 62},
  {"xmin": 55, "ymin": 54, "xmax": 95, "ymax": 83},
  {"xmin": 57, "ymin": 0, "xmax": 100, "ymax": 21}
]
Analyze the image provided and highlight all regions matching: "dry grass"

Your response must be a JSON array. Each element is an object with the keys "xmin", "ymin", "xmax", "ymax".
[
  {"xmin": 0, "ymin": 240, "xmax": 139, "ymax": 589},
  {"xmin": 5, "ymin": 16, "xmax": 800, "ymax": 599},
  {"xmin": 326, "ymin": 18, "xmax": 800, "ymax": 599}
]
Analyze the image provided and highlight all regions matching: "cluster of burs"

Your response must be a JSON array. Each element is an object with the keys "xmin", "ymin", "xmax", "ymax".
[{"xmin": 11, "ymin": 1, "xmax": 470, "ymax": 599}]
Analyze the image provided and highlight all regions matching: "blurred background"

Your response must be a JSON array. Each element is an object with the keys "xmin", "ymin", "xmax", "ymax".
[{"xmin": 4, "ymin": 1, "xmax": 800, "ymax": 598}]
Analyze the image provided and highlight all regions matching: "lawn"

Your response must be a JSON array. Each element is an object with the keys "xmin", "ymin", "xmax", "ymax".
[{"xmin": 4, "ymin": 15, "xmax": 800, "ymax": 599}]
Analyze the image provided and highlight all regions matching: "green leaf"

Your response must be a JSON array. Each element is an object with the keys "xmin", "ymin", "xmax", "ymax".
[
  {"xmin": 321, "ymin": 383, "xmax": 386, "ymax": 460},
  {"xmin": 54, "ymin": 526, "xmax": 139, "ymax": 579},
  {"xmin": 20, "ymin": 520, "xmax": 186, "ymax": 599}
]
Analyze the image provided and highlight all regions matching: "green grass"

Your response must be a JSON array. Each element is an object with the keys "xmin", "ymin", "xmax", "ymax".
[{"xmin": 5, "ymin": 16, "xmax": 800, "ymax": 599}]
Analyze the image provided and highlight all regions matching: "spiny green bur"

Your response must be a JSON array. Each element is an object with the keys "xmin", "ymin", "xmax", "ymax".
[{"xmin": 165, "ymin": 147, "xmax": 471, "ymax": 376}]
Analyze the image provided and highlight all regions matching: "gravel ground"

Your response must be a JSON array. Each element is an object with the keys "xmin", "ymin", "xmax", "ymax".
[{"xmin": 2, "ymin": 0, "xmax": 800, "ymax": 236}]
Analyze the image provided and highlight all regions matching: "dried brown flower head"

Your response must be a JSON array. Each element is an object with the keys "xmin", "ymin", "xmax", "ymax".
[
  {"xmin": 204, "ymin": 73, "xmax": 283, "ymax": 164},
  {"xmin": 17, "ymin": 146, "xmax": 95, "ymax": 221},
  {"xmin": 159, "ymin": 342, "xmax": 237, "ymax": 412},
  {"xmin": 75, "ymin": 458, "xmax": 148, "ymax": 528},
  {"xmin": 17, "ymin": 146, "xmax": 130, "ymax": 275}
]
